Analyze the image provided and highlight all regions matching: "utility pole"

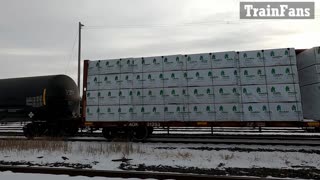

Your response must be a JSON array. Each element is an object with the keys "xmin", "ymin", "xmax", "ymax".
[{"xmin": 78, "ymin": 22, "xmax": 84, "ymax": 92}]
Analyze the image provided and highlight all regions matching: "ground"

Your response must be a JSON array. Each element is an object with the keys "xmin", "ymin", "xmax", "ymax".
[{"xmin": 0, "ymin": 140, "xmax": 319, "ymax": 179}]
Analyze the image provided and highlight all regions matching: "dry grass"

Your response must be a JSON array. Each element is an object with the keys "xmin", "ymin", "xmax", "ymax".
[
  {"xmin": 220, "ymin": 153, "xmax": 235, "ymax": 160},
  {"xmin": 0, "ymin": 140, "xmax": 144, "ymax": 156},
  {"xmin": 0, "ymin": 140, "xmax": 70, "ymax": 153}
]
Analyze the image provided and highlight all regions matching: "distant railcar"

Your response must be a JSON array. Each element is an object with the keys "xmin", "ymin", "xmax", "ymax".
[{"xmin": 0, "ymin": 75, "xmax": 81, "ymax": 137}]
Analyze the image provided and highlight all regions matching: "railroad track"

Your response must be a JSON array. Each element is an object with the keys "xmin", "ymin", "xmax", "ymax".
[
  {"xmin": 0, "ymin": 165, "xmax": 281, "ymax": 180},
  {"xmin": 0, "ymin": 134, "xmax": 320, "ymax": 146}
]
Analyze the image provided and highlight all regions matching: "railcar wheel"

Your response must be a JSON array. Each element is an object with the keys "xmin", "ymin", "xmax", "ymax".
[
  {"xmin": 64, "ymin": 126, "xmax": 79, "ymax": 137},
  {"xmin": 102, "ymin": 128, "xmax": 114, "ymax": 141},
  {"xmin": 23, "ymin": 123, "xmax": 36, "ymax": 139},
  {"xmin": 147, "ymin": 127, "xmax": 153, "ymax": 137},
  {"xmin": 132, "ymin": 126, "xmax": 149, "ymax": 141}
]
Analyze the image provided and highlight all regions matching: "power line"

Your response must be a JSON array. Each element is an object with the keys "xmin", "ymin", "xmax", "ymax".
[
  {"xmin": 64, "ymin": 30, "xmax": 78, "ymax": 75},
  {"xmin": 82, "ymin": 17, "xmax": 320, "ymax": 29}
]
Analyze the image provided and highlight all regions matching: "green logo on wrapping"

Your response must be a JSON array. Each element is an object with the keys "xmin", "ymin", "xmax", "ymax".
[
  {"xmin": 187, "ymin": 56, "xmax": 191, "ymax": 61},
  {"xmin": 271, "ymin": 87, "xmax": 276, "ymax": 93},
  {"xmin": 164, "ymin": 107, "xmax": 168, "ymax": 112},
  {"xmin": 183, "ymin": 106, "xmax": 186, "ymax": 112},
  {"xmin": 148, "ymin": 90, "xmax": 152, "ymax": 96},
  {"xmin": 224, "ymin": 54, "xmax": 229, "ymax": 59},
  {"xmin": 194, "ymin": 89, "xmax": 198, "ymax": 95},
  {"xmin": 148, "ymin": 74, "xmax": 152, "ymax": 79},
  {"xmin": 234, "ymin": 70, "xmax": 238, "ymax": 76},
  {"xmin": 171, "ymin": 73, "xmax": 175, "ymax": 78},
  {"xmin": 104, "ymin": 76, "xmax": 108, "ymax": 81},
  {"xmin": 87, "ymin": 108, "xmax": 90, "ymax": 113},
  {"xmin": 127, "ymin": 60, "xmax": 130, "ymax": 64},
  {"xmin": 98, "ymin": 92, "xmax": 101, "ymax": 97},
  {"xmin": 219, "ymin": 106, "xmax": 224, "ymax": 112},
  {"xmin": 219, "ymin": 88, "xmax": 224, "ymax": 94},
  {"xmin": 126, "ymin": 75, "xmax": 129, "ymax": 80},
  {"xmin": 194, "ymin": 106, "xmax": 198, "ymax": 112},
  {"xmin": 318, "ymin": 47, "xmax": 320, "ymax": 54},
  {"xmin": 248, "ymin": 106, "xmax": 253, "ymax": 112},
  {"xmin": 277, "ymin": 105, "xmax": 282, "ymax": 111},
  {"xmin": 176, "ymin": 106, "xmax": 180, "ymax": 112},
  {"xmin": 129, "ymin": 107, "xmax": 133, "ymax": 113},
  {"xmin": 94, "ymin": 77, "xmax": 97, "ymax": 82},
  {"xmin": 257, "ymin": 87, "xmax": 261, "ymax": 93},
  {"xmin": 207, "ymin": 88, "xmax": 211, "ymax": 94},
  {"xmin": 200, "ymin": 56, "xmax": 204, "ymax": 61},
  {"xmin": 285, "ymin": 50, "xmax": 289, "ymax": 55},
  {"xmin": 160, "ymin": 90, "xmax": 164, "ymax": 96},
  {"xmin": 106, "ymin": 61, "xmax": 109, "ymax": 66},
  {"xmin": 171, "ymin": 89, "xmax": 176, "ymax": 95},
  {"xmin": 118, "ymin": 108, "xmax": 121, "ymax": 112},
  {"xmin": 116, "ymin": 60, "xmax": 120, "ymax": 65},
  {"xmin": 164, "ymin": 58, "xmax": 168, "ymax": 63},
  {"xmin": 137, "ymin": 91, "xmax": 141, "ymax": 96},
  {"xmin": 244, "ymin": 70, "xmax": 248, "ymax": 76},
  {"xmin": 153, "ymin": 107, "xmax": 157, "ymax": 112},
  {"xmin": 211, "ymin": 54, "xmax": 216, "ymax": 59},
  {"xmin": 232, "ymin": 106, "xmax": 237, "ymax": 111},
  {"xmin": 232, "ymin": 88, "xmax": 237, "ymax": 94},
  {"xmin": 119, "ymin": 91, "xmax": 122, "ymax": 96},
  {"xmin": 87, "ymin": 92, "xmax": 90, "ymax": 97},
  {"xmin": 257, "ymin": 69, "xmax": 262, "ymax": 75},
  {"xmin": 96, "ymin": 62, "xmax": 100, "ymax": 67},
  {"xmin": 153, "ymin": 58, "xmax": 157, "ymax": 64},
  {"xmin": 108, "ymin": 92, "xmax": 111, "ymax": 96},
  {"xmin": 292, "ymin": 105, "xmax": 297, "ymax": 111},
  {"xmin": 97, "ymin": 108, "xmax": 100, "ymax": 113},
  {"xmin": 141, "ymin": 107, "xmax": 144, "ymax": 112},
  {"xmin": 285, "ymin": 86, "xmax": 290, "ymax": 92},
  {"xmin": 115, "ymin": 76, "xmax": 118, "ymax": 81},
  {"xmin": 159, "ymin": 73, "xmax": 163, "ymax": 79},
  {"xmin": 176, "ymin": 57, "xmax": 180, "ymax": 62},
  {"xmin": 221, "ymin": 71, "xmax": 225, "ymax": 76},
  {"xmin": 142, "ymin": 59, "xmax": 145, "ymax": 64},
  {"xmin": 271, "ymin": 68, "xmax": 276, "ymax": 74},
  {"xmin": 243, "ymin": 88, "xmax": 247, "ymax": 94},
  {"xmin": 285, "ymin": 68, "xmax": 290, "ymax": 74},
  {"xmin": 182, "ymin": 89, "xmax": 187, "ymax": 95},
  {"xmin": 243, "ymin": 53, "xmax": 247, "ymax": 58},
  {"xmin": 206, "ymin": 106, "xmax": 211, "ymax": 111},
  {"xmin": 196, "ymin": 72, "xmax": 200, "ymax": 78},
  {"xmin": 136, "ymin": 75, "xmax": 140, "ymax": 80},
  {"xmin": 262, "ymin": 105, "xmax": 267, "ymax": 111},
  {"xmin": 257, "ymin": 52, "xmax": 261, "ymax": 57},
  {"xmin": 208, "ymin": 71, "xmax": 212, "ymax": 77},
  {"xmin": 129, "ymin": 91, "xmax": 133, "ymax": 96},
  {"xmin": 108, "ymin": 108, "xmax": 111, "ymax": 113},
  {"xmin": 270, "ymin": 51, "xmax": 275, "ymax": 57},
  {"xmin": 184, "ymin": 72, "xmax": 188, "ymax": 78}
]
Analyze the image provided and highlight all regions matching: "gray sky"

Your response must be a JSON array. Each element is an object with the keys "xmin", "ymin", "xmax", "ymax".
[{"xmin": 0, "ymin": 0, "xmax": 319, "ymax": 85}]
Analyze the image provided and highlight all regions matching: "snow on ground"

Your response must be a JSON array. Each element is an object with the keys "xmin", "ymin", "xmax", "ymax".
[
  {"xmin": 0, "ymin": 140, "xmax": 319, "ymax": 171},
  {"xmin": 0, "ymin": 171, "xmax": 153, "ymax": 180}
]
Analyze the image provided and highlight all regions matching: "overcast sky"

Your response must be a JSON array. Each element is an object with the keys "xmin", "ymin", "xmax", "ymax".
[{"xmin": 0, "ymin": 0, "xmax": 319, "ymax": 85}]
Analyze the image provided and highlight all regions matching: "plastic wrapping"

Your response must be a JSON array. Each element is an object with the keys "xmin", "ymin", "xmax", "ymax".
[
  {"xmin": 239, "ymin": 50, "xmax": 264, "ymax": 67},
  {"xmin": 186, "ymin": 53, "xmax": 211, "ymax": 70},
  {"xmin": 297, "ymin": 46, "xmax": 320, "ymax": 70},
  {"xmin": 264, "ymin": 48, "xmax": 296, "ymax": 66}
]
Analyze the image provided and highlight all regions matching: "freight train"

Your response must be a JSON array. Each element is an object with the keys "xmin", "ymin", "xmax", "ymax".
[
  {"xmin": 1, "ymin": 46, "xmax": 320, "ymax": 140},
  {"xmin": 0, "ymin": 75, "xmax": 81, "ymax": 138}
]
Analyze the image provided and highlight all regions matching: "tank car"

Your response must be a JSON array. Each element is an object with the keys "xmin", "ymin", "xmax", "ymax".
[{"xmin": 0, "ymin": 75, "xmax": 81, "ymax": 138}]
